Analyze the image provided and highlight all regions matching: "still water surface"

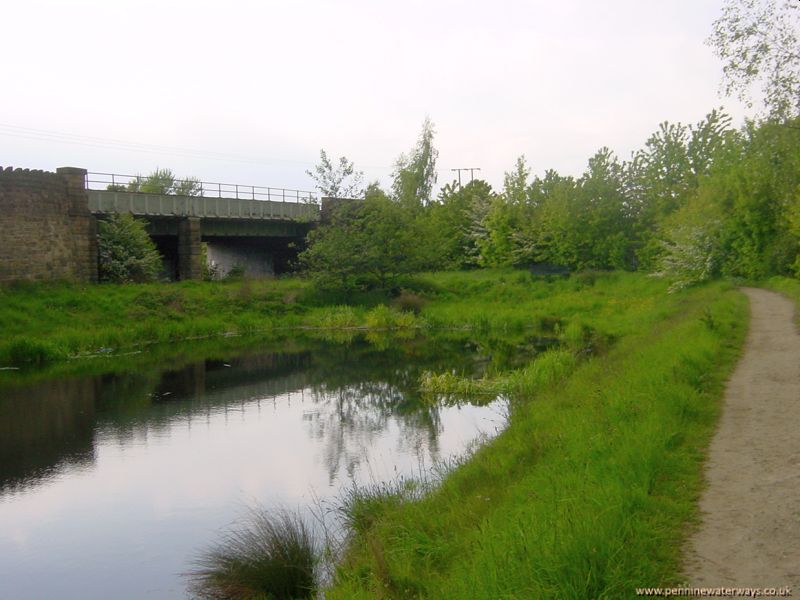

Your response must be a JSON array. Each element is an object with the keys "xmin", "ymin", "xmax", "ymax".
[{"xmin": 0, "ymin": 335, "xmax": 510, "ymax": 599}]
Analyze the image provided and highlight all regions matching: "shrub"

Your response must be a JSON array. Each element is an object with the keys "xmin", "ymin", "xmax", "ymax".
[
  {"xmin": 97, "ymin": 214, "xmax": 162, "ymax": 283},
  {"xmin": 391, "ymin": 290, "xmax": 427, "ymax": 314}
]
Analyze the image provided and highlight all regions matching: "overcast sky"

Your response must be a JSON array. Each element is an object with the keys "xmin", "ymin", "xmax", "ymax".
[{"xmin": 1, "ymin": 0, "xmax": 749, "ymax": 195}]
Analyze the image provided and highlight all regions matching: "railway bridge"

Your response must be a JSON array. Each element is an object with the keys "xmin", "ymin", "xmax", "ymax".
[
  {"xmin": 0, "ymin": 165, "xmax": 331, "ymax": 283},
  {"xmin": 85, "ymin": 172, "xmax": 321, "ymax": 280}
]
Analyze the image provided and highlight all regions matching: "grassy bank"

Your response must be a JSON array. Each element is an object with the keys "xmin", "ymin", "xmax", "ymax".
[
  {"xmin": 0, "ymin": 278, "xmax": 423, "ymax": 367},
  {"xmin": 327, "ymin": 281, "xmax": 748, "ymax": 599},
  {"xmin": 1, "ymin": 270, "xmax": 665, "ymax": 368}
]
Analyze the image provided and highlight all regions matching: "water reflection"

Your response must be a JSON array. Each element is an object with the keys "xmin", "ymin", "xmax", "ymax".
[
  {"xmin": 0, "ymin": 379, "xmax": 97, "ymax": 492},
  {"xmin": 0, "ymin": 334, "xmax": 516, "ymax": 599}
]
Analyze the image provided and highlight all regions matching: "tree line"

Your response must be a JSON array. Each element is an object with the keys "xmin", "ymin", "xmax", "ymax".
[
  {"xmin": 300, "ymin": 111, "xmax": 800, "ymax": 292},
  {"xmin": 302, "ymin": 0, "xmax": 800, "ymax": 292}
]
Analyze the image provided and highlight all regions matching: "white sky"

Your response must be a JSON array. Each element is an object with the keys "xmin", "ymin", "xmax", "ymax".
[{"xmin": 0, "ymin": 0, "xmax": 749, "ymax": 194}]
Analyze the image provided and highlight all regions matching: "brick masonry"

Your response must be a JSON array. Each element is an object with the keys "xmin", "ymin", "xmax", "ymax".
[{"xmin": 0, "ymin": 166, "xmax": 98, "ymax": 283}]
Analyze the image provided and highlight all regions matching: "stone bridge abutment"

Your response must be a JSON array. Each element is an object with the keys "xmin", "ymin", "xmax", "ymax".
[{"xmin": 0, "ymin": 166, "xmax": 320, "ymax": 283}]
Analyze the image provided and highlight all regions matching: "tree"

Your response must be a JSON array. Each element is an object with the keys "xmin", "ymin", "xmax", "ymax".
[
  {"xmin": 514, "ymin": 170, "xmax": 578, "ymax": 267},
  {"xmin": 577, "ymin": 147, "xmax": 634, "ymax": 269},
  {"xmin": 112, "ymin": 168, "xmax": 203, "ymax": 196},
  {"xmin": 305, "ymin": 149, "xmax": 364, "ymax": 198},
  {"xmin": 392, "ymin": 117, "xmax": 439, "ymax": 210},
  {"xmin": 418, "ymin": 180, "xmax": 496, "ymax": 269},
  {"xmin": 299, "ymin": 190, "xmax": 421, "ymax": 291},
  {"xmin": 97, "ymin": 213, "xmax": 163, "ymax": 283},
  {"xmin": 708, "ymin": 0, "xmax": 800, "ymax": 117},
  {"xmin": 502, "ymin": 155, "xmax": 531, "ymax": 206}
]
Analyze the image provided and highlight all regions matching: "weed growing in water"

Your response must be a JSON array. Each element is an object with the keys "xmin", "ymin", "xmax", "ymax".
[
  {"xmin": 420, "ymin": 348, "xmax": 578, "ymax": 405},
  {"xmin": 364, "ymin": 304, "xmax": 418, "ymax": 329}
]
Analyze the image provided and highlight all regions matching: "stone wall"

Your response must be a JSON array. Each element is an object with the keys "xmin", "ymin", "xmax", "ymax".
[{"xmin": 0, "ymin": 166, "xmax": 97, "ymax": 283}]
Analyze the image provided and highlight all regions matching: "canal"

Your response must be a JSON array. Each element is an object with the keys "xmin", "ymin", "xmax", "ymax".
[{"xmin": 0, "ymin": 333, "xmax": 514, "ymax": 599}]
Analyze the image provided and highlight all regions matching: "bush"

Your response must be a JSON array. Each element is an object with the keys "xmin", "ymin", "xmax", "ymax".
[
  {"xmin": 391, "ymin": 290, "xmax": 427, "ymax": 314},
  {"xmin": 97, "ymin": 214, "xmax": 163, "ymax": 283}
]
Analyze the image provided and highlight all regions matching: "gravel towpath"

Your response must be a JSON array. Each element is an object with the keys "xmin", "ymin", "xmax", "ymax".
[{"xmin": 683, "ymin": 288, "xmax": 800, "ymax": 589}]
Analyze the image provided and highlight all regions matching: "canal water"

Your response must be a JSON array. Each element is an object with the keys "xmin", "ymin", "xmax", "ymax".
[{"xmin": 0, "ymin": 334, "xmax": 513, "ymax": 599}]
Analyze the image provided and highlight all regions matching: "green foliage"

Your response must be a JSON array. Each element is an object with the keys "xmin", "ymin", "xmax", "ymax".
[
  {"xmin": 654, "ymin": 117, "xmax": 800, "ymax": 286},
  {"xmin": 419, "ymin": 371, "xmax": 500, "ymax": 399},
  {"xmin": 124, "ymin": 167, "xmax": 202, "ymax": 196},
  {"xmin": 188, "ymin": 508, "xmax": 318, "ymax": 600},
  {"xmin": 297, "ymin": 103, "xmax": 796, "ymax": 292},
  {"xmin": 306, "ymin": 149, "xmax": 364, "ymax": 198},
  {"xmin": 97, "ymin": 213, "xmax": 163, "ymax": 283},
  {"xmin": 392, "ymin": 117, "xmax": 438, "ymax": 210},
  {"xmin": 308, "ymin": 306, "xmax": 360, "ymax": 328},
  {"xmin": 363, "ymin": 305, "xmax": 418, "ymax": 329},
  {"xmin": 300, "ymin": 192, "xmax": 422, "ymax": 292},
  {"xmin": 418, "ymin": 180, "xmax": 497, "ymax": 269},
  {"xmin": 420, "ymin": 348, "xmax": 578, "ymax": 403},
  {"xmin": 503, "ymin": 348, "xmax": 577, "ymax": 398},
  {"xmin": 337, "ymin": 478, "xmax": 429, "ymax": 537},
  {"xmin": 390, "ymin": 290, "xmax": 427, "ymax": 314},
  {"xmin": 709, "ymin": 0, "xmax": 800, "ymax": 117}
]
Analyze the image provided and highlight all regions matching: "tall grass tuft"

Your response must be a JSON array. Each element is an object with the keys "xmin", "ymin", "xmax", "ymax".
[
  {"xmin": 4, "ymin": 337, "xmax": 66, "ymax": 367},
  {"xmin": 187, "ymin": 508, "xmax": 319, "ymax": 600},
  {"xmin": 308, "ymin": 305, "xmax": 360, "ymax": 329},
  {"xmin": 364, "ymin": 304, "xmax": 418, "ymax": 329},
  {"xmin": 504, "ymin": 348, "xmax": 577, "ymax": 399},
  {"xmin": 337, "ymin": 478, "xmax": 423, "ymax": 536}
]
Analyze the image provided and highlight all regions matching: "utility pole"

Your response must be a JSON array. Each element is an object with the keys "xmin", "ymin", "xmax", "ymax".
[{"xmin": 450, "ymin": 167, "xmax": 481, "ymax": 188}]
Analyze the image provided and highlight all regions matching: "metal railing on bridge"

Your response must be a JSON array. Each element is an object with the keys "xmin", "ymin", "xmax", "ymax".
[{"xmin": 85, "ymin": 172, "xmax": 318, "ymax": 204}]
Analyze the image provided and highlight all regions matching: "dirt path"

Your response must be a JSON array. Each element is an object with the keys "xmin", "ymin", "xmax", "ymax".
[{"xmin": 684, "ymin": 288, "xmax": 800, "ymax": 588}]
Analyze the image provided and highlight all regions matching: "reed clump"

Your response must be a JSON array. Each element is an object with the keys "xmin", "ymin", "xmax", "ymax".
[{"xmin": 187, "ymin": 508, "xmax": 319, "ymax": 600}]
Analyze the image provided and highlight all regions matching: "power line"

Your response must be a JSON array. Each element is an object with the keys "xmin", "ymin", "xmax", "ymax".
[
  {"xmin": 450, "ymin": 167, "xmax": 481, "ymax": 187},
  {"xmin": 0, "ymin": 123, "xmax": 319, "ymax": 167},
  {"xmin": 0, "ymin": 123, "xmax": 406, "ymax": 172},
  {"xmin": 0, "ymin": 122, "xmax": 488, "ymax": 182}
]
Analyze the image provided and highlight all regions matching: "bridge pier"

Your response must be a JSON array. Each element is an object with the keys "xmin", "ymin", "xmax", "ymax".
[{"xmin": 177, "ymin": 217, "xmax": 202, "ymax": 280}]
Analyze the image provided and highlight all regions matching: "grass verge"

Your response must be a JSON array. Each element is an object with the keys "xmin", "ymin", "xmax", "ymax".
[{"xmin": 326, "ymin": 282, "xmax": 748, "ymax": 599}]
